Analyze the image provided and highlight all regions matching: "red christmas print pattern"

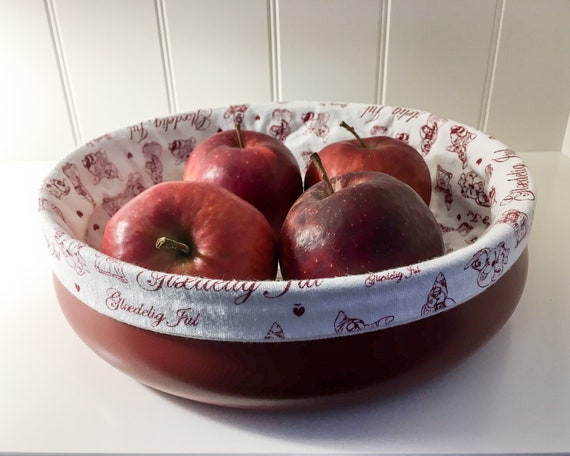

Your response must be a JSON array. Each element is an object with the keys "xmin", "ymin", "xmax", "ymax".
[
  {"xmin": 38, "ymin": 198, "xmax": 66, "ymax": 224},
  {"xmin": 94, "ymin": 253, "xmax": 128, "ymax": 283},
  {"xmin": 265, "ymin": 322, "xmax": 285, "ymax": 340},
  {"xmin": 369, "ymin": 124, "xmax": 388, "ymax": 136},
  {"xmin": 62, "ymin": 162, "xmax": 96, "ymax": 207},
  {"xmin": 43, "ymin": 178, "xmax": 70, "ymax": 199},
  {"xmin": 224, "ymin": 104, "xmax": 249, "ymax": 125},
  {"xmin": 435, "ymin": 164, "xmax": 453, "ymax": 210},
  {"xmin": 447, "ymin": 125, "xmax": 476, "ymax": 169},
  {"xmin": 438, "ymin": 223, "xmax": 456, "ymax": 235},
  {"xmin": 48, "ymin": 231, "xmax": 89, "ymax": 276},
  {"xmin": 142, "ymin": 142, "xmax": 163, "ymax": 184},
  {"xmin": 458, "ymin": 170, "xmax": 491, "ymax": 207},
  {"xmin": 301, "ymin": 111, "xmax": 330, "ymax": 140},
  {"xmin": 268, "ymin": 109, "xmax": 293, "ymax": 141},
  {"xmin": 464, "ymin": 241, "xmax": 510, "ymax": 288},
  {"xmin": 497, "ymin": 209, "xmax": 529, "ymax": 247},
  {"xmin": 101, "ymin": 172, "xmax": 146, "ymax": 217},
  {"xmin": 488, "ymin": 186, "xmax": 497, "ymax": 207},
  {"xmin": 456, "ymin": 222, "xmax": 475, "ymax": 238},
  {"xmin": 421, "ymin": 272, "xmax": 456, "ymax": 316},
  {"xmin": 467, "ymin": 209, "xmax": 491, "ymax": 228},
  {"xmin": 82, "ymin": 149, "xmax": 121, "ymax": 184},
  {"xmin": 395, "ymin": 132, "xmax": 410, "ymax": 143},
  {"xmin": 169, "ymin": 138, "xmax": 196, "ymax": 165},
  {"xmin": 292, "ymin": 303, "xmax": 305, "ymax": 317},
  {"xmin": 85, "ymin": 133, "xmax": 113, "ymax": 148},
  {"xmin": 300, "ymin": 150, "xmax": 315, "ymax": 173},
  {"xmin": 334, "ymin": 310, "xmax": 394, "ymax": 334},
  {"xmin": 419, "ymin": 117, "xmax": 439, "ymax": 156}
]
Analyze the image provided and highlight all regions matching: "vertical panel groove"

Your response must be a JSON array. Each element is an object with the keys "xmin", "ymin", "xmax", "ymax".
[
  {"xmin": 43, "ymin": 0, "xmax": 82, "ymax": 144},
  {"xmin": 479, "ymin": 0, "xmax": 505, "ymax": 133},
  {"xmin": 376, "ymin": 0, "xmax": 391, "ymax": 105},
  {"xmin": 562, "ymin": 109, "xmax": 570, "ymax": 157},
  {"xmin": 268, "ymin": 0, "xmax": 282, "ymax": 102},
  {"xmin": 155, "ymin": 0, "xmax": 178, "ymax": 113}
]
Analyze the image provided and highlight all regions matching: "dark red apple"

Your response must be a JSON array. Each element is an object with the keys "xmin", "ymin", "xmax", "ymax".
[
  {"xmin": 183, "ymin": 124, "xmax": 303, "ymax": 237},
  {"xmin": 101, "ymin": 180, "xmax": 277, "ymax": 280},
  {"xmin": 304, "ymin": 121, "xmax": 432, "ymax": 205},
  {"xmin": 279, "ymin": 155, "xmax": 443, "ymax": 280}
]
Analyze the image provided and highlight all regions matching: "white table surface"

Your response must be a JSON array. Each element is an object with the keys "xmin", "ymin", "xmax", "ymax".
[{"xmin": 1, "ymin": 152, "xmax": 569, "ymax": 454}]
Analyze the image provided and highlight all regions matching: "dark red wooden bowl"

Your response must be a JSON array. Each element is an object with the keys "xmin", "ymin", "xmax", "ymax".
[{"xmin": 53, "ymin": 248, "xmax": 528, "ymax": 410}]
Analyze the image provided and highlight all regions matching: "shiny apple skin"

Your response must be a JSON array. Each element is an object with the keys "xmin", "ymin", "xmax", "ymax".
[
  {"xmin": 304, "ymin": 136, "xmax": 432, "ymax": 205},
  {"xmin": 101, "ymin": 180, "xmax": 278, "ymax": 281},
  {"xmin": 183, "ymin": 129, "xmax": 303, "ymax": 238},
  {"xmin": 279, "ymin": 171, "xmax": 444, "ymax": 280}
]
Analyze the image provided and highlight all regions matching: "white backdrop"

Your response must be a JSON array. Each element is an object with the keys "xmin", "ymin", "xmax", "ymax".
[{"xmin": 1, "ymin": 0, "xmax": 569, "ymax": 161}]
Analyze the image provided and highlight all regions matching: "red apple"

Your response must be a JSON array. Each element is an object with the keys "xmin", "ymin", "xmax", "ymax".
[
  {"xmin": 183, "ymin": 124, "xmax": 303, "ymax": 237},
  {"xmin": 101, "ymin": 180, "xmax": 277, "ymax": 280},
  {"xmin": 279, "ymin": 155, "xmax": 443, "ymax": 280},
  {"xmin": 304, "ymin": 121, "xmax": 432, "ymax": 205}
]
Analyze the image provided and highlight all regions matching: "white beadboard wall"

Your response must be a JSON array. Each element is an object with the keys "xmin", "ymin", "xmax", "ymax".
[{"xmin": 0, "ymin": 0, "xmax": 569, "ymax": 162}]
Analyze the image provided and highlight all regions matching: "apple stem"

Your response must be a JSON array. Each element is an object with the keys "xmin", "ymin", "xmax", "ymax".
[
  {"xmin": 339, "ymin": 121, "xmax": 366, "ymax": 148},
  {"xmin": 235, "ymin": 122, "xmax": 245, "ymax": 148},
  {"xmin": 310, "ymin": 153, "xmax": 335, "ymax": 195},
  {"xmin": 155, "ymin": 236, "xmax": 192, "ymax": 256}
]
